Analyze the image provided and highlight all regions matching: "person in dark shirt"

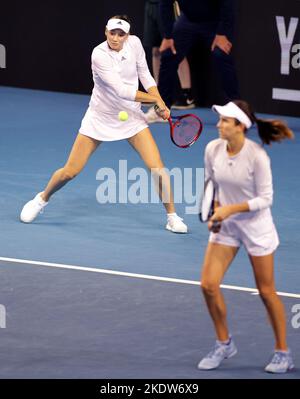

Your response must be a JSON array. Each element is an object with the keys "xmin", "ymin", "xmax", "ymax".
[
  {"xmin": 146, "ymin": 0, "xmax": 240, "ymax": 123},
  {"xmin": 143, "ymin": 0, "xmax": 195, "ymax": 110}
]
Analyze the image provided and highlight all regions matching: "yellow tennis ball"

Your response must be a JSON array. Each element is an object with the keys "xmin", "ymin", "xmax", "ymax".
[{"xmin": 118, "ymin": 111, "xmax": 128, "ymax": 121}]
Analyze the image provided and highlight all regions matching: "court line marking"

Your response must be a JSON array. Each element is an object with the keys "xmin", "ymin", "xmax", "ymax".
[{"xmin": 1, "ymin": 256, "xmax": 300, "ymax": 299}]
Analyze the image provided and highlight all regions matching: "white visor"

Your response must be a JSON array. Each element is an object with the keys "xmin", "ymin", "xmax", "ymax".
[
  {"xmin": 212, "ymin": 101, "xmax": 252, "ymax": 129},
  {"xmin": 106, "ymin": 18, "xmax": 130, "ymax": 34}
]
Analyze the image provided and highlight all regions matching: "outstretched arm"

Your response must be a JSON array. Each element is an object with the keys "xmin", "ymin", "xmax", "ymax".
[{"xmin": 134, "ymin": 86, "xmax": 170, "ymax": 119}]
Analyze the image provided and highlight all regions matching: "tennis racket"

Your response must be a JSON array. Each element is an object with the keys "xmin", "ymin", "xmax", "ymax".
[
  {"xmin": 199, "ymin": 179, "xmax": 215, "ymax": 222},
  {"xmin": 199, "ymin": 179, "xmax": 222, "ymax": 231},
  {"xmin": 154, "ymin": 105, "xmax": 203, "ymax": 148}
]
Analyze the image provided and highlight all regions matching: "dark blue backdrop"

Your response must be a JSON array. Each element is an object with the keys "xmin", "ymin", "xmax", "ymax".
[{"xmin": 0, "ymin": 0, "xmax": 299, "ymax": 116}]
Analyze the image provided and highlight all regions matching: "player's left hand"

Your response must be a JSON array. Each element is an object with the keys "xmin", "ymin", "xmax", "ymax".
[
  {"xmin": 154, "ymin": 100, "xmax": 170, "ymax": 120},
  {"xmin": 211, "ymin": 35, "xmax": 232, "ymax": 54}
]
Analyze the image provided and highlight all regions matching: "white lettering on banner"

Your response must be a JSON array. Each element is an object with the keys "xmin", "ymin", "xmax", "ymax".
[
  {"xmin": 0, "ymin": 44, "xmax": 6, "ymax": 69},
  {"xmin": 272, "ymin": 88, "xmax": 300, "ymax": 102},
  {"xmin": 291, "ymin": 304, "xmax": 300, "ymax": 329},
  {"xmin": 291, "ymin": 44, "xmax": 300, "ymax": 69},
  {"xmin": 273, "ymin": 16, "xmax": 300, "ymax": 102},
  {"xmin": 276, "ymin": 16, "xmax": 298, "ymax": 75}
]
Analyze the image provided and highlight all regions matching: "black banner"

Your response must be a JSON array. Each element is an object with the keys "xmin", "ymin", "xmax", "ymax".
[
  {"xmin": 235, "ymin": 0, "xmax": 300, "ymax": 116},
  {"xmin": 0, "ymin": 0, "xmax": 299, "ymax": 116}
]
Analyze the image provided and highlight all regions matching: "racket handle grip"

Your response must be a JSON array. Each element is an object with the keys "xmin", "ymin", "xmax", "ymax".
[
  {"xmin": 208, "ymin": 220, "xmax": 221, "ymax": 233},
  {"xmin": 154, "ymin": 104, "xmax": 169, "ymax": 120}
]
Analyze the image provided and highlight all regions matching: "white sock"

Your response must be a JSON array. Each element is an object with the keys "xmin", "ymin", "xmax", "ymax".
[
  {"xmin": 218, "ymin": 337, "xmax": 231, "ymax": 345},
  {"xmin": 37, "ymin": 193, "xmax": 48, "ymax": 205},
  {"xmin": 167, "ymin": 213, "xmax": 177, "ymax": 218}
]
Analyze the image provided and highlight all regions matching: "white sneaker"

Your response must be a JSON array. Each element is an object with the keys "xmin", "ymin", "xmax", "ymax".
[
  {"xmin": 166, "ymin": 214, "xmax": 188, "ymax": 233},
  {"xmin": 265, "ymin": 349, "xmax": 294, "ymax": 373},
  {"xmin": 145, "ymin": 106, "xmax": 168, "ymax": 124},
  {"xmin": 20, "ymin": 192, "xmax": 48, "ymax": 223},
  {"xmin": 197, "ymin": 337, "xmax": 237, "ymax": 370}
]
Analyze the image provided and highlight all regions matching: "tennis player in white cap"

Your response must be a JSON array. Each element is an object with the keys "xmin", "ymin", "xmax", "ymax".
[
  {"xmin": 20, "ymin": 15, "xmax": 187, "ymax": 233},
  {"xmin": 197, "ymin": 99, "xmax": 294, "ymax": 373}
]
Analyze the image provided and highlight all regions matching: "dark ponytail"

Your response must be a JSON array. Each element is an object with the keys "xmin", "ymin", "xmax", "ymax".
[
  {"xmin": 255, "ymin": 118, "xmax": 294, "ymax": 145},
  {"xmin": 233, "ymin": 100, "xmax": 294, "ymax": 145}
]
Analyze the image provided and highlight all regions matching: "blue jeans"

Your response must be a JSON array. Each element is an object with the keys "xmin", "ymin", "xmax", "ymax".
[{"xmin": 158, "ymin": 14, "xmax": 240, "ymax": 107}]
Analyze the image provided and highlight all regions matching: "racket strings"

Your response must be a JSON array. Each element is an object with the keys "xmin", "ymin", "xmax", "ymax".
[{"xmin": 173, "ymin": 116, "xmax": 201, "ymax": 146}]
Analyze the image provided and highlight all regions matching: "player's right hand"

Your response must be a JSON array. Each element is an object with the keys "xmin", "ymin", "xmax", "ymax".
[{"xmin": 154, "ymin": 102, "xmax": 170, "ymax": 120}]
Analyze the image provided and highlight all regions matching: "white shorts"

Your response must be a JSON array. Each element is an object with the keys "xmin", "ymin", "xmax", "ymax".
[
  {"xmin": 209, "ymin": 215, "xmax": 279, "ymax": 256},
  {"xmin": 79, "ymin": 107, "xmax": 148, "ymax": 142}
]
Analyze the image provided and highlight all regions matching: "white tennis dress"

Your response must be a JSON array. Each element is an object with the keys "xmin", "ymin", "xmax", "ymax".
[
  {"xmin": 79, "ymin": 35, "xmax": 156, "ymax": 141},
  {"xmin": 205, "ymin": 138, "xmax": 279, "ymax": 256}
]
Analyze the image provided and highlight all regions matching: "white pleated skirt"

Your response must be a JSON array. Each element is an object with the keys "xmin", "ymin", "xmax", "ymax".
[{"xmin": 79, "ymin": 107, "xmax": 148, "ymax": 142}]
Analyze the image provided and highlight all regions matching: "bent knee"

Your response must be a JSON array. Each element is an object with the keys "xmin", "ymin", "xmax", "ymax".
[
  {"xmin": 201, "ymin": 280, "xmax": 220, "ymax": 297},
  {"xmin": 258, "ymin": 287, "xmax": 277, "ymax": 300}
]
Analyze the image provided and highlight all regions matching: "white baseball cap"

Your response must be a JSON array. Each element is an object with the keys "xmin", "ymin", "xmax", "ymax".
[
  {"xmin": 212, "ymin": 101, "xmax": 252, "ymax": 129},
  {"xmin": 106, "ymin": 18, "xmax": 130, "ymax": 34}
]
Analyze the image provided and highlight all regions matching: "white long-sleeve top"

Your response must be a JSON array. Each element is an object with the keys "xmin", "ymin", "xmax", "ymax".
[
  {"xmin": 89, "ymin": 35, "xmax": 156, "ymax": 115},
  {"xmin": 205, "ymin": 138, "xmax": 273, "ymax": 219}
]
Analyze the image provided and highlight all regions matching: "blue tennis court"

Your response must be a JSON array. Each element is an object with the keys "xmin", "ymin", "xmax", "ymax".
[{"xmin": 0, "ymin": 87, "xmax": 299, "ymax": 379}]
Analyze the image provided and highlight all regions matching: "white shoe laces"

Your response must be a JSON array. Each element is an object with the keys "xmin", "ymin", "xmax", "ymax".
[
  {"xmin": 270, "ymin": 352, "xmax": 288, "ymax": 365},
  {"xmin": 206, "ymin": 342, "xmax": 227, "ymax": 358}
]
